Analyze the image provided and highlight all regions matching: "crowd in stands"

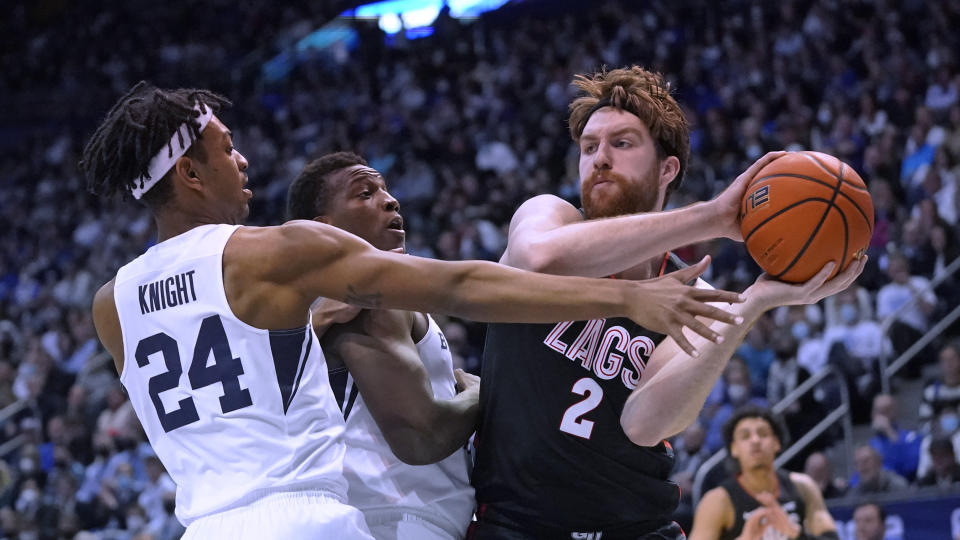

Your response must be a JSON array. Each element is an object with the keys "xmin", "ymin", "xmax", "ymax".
[{"xmin": 1, "ymin": 0, "xmax": 959, "ymax": 537}]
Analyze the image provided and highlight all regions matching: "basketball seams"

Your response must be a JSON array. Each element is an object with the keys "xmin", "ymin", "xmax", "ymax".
[
  {"xmin": 804, "ymin": 152, "xmax": 870, "ymax": 192},
  {"xmin": 743, "ymin": 198, "xmax": 832, "ymax": 244},
  {"xmin": 771, "ymin": 167, "xmax": 845, "ymax": 280},
  {"xmin": 747, "ymin": 173, "xmax": 872, "ymax": 229}
]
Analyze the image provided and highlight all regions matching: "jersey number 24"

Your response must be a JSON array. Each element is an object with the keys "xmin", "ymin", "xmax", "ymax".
[{"xmin": 135, "ymin": 315, "xmax": 253, "ymax": 432}]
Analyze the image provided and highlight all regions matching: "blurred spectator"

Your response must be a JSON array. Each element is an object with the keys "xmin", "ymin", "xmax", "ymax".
[
  {"xmin": 735, "ymin": 324, "xmax": 776, "ymax": 396},
  {"xmin": 916, "ymin": 436, "xmax": 960, "ymax": 488},
  {"xmin": 803, "ymin": 451, "xmax": 847, "ymax": 499},
  {"xmin": 868, "ymin": 394, "xmax": 921, "ymax": 481},
  {"xmin": 918, "ymin": 340, "xmax": 960, "ymax": 431},
  {"xmin": 853, "ymin": 502, "xmax": 902, "ymax": 540},
  {"xmin": 0, "ymin": 0, "xmax": 957, "ymax": 531},
  {"xmin": 849, "ymin": 445, "xmax": 909, "ymax": 495},
  {"xmin": 876, "ymin": 252, "xmax": 937, "ymax": 361},
  {"xmin": 703, "ymin": 357, "xmax": 768, "ymax": 453}
]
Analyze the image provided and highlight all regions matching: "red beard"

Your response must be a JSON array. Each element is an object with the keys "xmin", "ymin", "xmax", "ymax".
[{"xmin": 581, "ymin": 168, "xmax": 660, "ymax": 219}]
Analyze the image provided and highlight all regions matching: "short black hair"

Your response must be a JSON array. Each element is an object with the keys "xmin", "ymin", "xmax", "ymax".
[
  {"xmin": 723, "ymin": 405, "xmax": 788, "ymax": 453},
  {"xmin": 79, "ymin": 81, "xmax": 230, "ymax": 210},
  {"xmin": 856, "ymin": 501, "xmax": 886, "ymax": 522},
  {"xmin": 286, "ymin": 151, "xmax": 368, "ymax": 221}
]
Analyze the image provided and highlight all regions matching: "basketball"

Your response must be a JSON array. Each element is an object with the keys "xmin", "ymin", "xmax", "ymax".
[{"xmin": 739, "ymin": 151, "xmax": 874, "ymax": 283}]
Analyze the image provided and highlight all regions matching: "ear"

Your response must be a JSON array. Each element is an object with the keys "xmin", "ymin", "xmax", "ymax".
[
  {"xmin": 659, "ymin": 155, "xmax": 680, "ymax": 190},
  {"xmin": 172, "ymin": 156, "xmax": 202, "ymax": 192}
]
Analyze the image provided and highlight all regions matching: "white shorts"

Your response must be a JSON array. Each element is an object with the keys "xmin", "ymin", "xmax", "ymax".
[
  {"xmin": 182, "ymin": 490, "xmax": 374, "ymax": 540},
  {"xmin": 364, "ymin": 508, "xmax": 463, "ymax": 540}
]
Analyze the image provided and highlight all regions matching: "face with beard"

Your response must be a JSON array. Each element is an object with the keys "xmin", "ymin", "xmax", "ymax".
[{"xmin": 577, "ymin": 108, "xmax": 677, "ymax": 219}]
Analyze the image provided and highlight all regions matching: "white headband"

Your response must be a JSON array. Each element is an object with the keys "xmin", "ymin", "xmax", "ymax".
[{"xmin": 131, "ymin": 104, "xmax": 215, "ymax": 199}]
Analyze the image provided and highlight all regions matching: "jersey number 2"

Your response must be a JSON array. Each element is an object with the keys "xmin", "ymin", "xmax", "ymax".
[
  {"xmin": 559, "ymin": 377, "xmax": 603, "ymax": 439},
  {"xmin": 135, "ymin": 315, "xmax": 253, "ymax": 432}
]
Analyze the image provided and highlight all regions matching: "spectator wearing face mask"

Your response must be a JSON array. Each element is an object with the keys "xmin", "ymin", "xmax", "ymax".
[
  {"xmin": 919, "ymin": 340, "xmax": 960, "ymax": 432},
  {"xmin": 916, "ymin": 407, "xmax": 960, "ymax": 480},
  {"xmin": 916, "ymin": 436, "xmax": 960, "ymax": 488},
  {"xmin": 703, "ymin": 357, "xmax": 769, "ymax": 453},
  {"xmin": 823, "ymin": 286, "xmax": 890, "ymax": 422}
]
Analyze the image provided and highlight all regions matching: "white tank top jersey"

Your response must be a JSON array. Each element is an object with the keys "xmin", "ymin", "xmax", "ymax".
[
  {"xmin": 333, "ymin": 315, "xmax": 474, "ymax": 536},
  {"xmin": 114, "ymin": 224, "xmax": 348, "ymax": 525}
]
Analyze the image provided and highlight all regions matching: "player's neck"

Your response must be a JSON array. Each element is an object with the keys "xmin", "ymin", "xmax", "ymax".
[
  {"xmin": 738, "ymin": 467, "xmax": 779, "ymax": 497},
  {"xmin": 155, "ymin": 211, "xmax": 223, "ymax": 243}
]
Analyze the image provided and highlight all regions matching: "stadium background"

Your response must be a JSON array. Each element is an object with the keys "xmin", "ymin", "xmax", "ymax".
[{"xmin": 1, "ymin": 0, "xmax": 959, "ymax": 538}]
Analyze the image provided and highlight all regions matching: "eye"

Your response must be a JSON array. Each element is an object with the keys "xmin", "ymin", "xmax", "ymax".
[
  {"xmin": 614, "ymin": 139, "xmax": 631, "ymax": 148},
  {"xmin": 226, "ymin": 145, "xmax": 235, "ymax": 154},
  {"xmin": 359, "ymin": 190, "xmax": 371, "ymax": 199},
  {"xmin": 583, "ymin": 143, "xmax": 597, "ymax": 154}
]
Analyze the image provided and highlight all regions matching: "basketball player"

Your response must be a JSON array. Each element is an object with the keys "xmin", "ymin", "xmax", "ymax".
[
  {"xmin": 470, "ymin": 66, "xmax": 864, "ymax": 539},
  {"xmin": 285, "ymin": 151, "xmax": 478, "ymax": 539},
  {"xmin": 80, "ymin": 82, "xmax": 744, "ymax": 539},
  {"xmin": 689, "ymin": 406, "xmax": 838, "ymax": 540}
]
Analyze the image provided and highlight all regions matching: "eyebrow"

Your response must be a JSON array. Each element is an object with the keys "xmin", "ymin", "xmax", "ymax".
[
  {"xmin": 580, "ymin": 126, "xmax": 644, "ymax": 140},
  {"xmin": 347, "ymin": 170, "xmax": 384, "ymax": 187}
]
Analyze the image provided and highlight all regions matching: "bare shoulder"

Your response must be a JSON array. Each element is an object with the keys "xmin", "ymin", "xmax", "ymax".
[
  {"xmin": 698, "ymin": 486, "xmax": 734, "ymax": 524},
  {"xmin": 789, "ymin": 472, "xmax": 820, "ymax": 499},
  {"xmin": 91, "ymin": 278, "xmax": 124, "ymax": 372},
  {"xmin": 509, "ymin": 194, "xmax": 582, "ymax": 229},
  {"xmin": 226, "ymin": 221, "xmax": 354, "ymax": 270}
]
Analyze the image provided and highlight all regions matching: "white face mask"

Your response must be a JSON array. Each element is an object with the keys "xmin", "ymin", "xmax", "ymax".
[
  {"xmin": 791, "ymin": 321, "xmax": 810, "ymax": 341},
  {"xmin": 940, "ymin": 414, "xmax": 959, "ymax": 434},
  {"xmin": 841, "ymin": 304, "xmax": 859, "ymax": 324},
  {"xmin": 727, "ymin": 383, "xmax": 749, "ymax": 403},
  {"xmin": 127, "ymin": 516, "xmax": 146, "ymax": 531}
]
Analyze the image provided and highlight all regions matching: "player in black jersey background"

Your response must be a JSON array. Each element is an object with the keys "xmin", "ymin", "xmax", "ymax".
[
  {"xmin": 689, "ymin": 406, "xmax": 838, "ymax": 540},
  {"xmin": 469, "ymin": 65, "xmax": 865, "ymax": 539}
]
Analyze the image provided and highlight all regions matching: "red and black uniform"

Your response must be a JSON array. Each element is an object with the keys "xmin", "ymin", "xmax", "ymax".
[
  {"xmin": 470, "ymin": 255, "xmax": 688, "ymax": 540},
  {"xmin": 718, "ymin": 470, "xmax": 807, "ymax": 540}
]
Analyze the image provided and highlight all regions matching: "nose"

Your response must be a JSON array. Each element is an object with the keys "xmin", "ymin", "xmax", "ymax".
[
  {"xmin": 236, "ymin": 150, "xmax": 249, "ymax": 172},
  {"xmin": 384, "ymin": 191, "xmax": 399, "ymax": 213},
  {"xmin": 593, "ymin": 140, "xmax": 613, "ymax": 171}
]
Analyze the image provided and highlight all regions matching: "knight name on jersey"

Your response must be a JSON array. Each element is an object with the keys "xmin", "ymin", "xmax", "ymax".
[
  {"xmin": 138, "ymin": 269, "xmax": 198, "ymax": 314},
  {"xmin": 542, "ymin": 319, "xmax": 655, "ymax": 390}
]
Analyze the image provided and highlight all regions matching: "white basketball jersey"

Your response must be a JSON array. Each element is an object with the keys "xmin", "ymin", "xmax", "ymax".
[
  {"xmin": 114, "ymin": 224, "xmax": 347, "ymax": 525},
  {"xmin": 333, "ymin": 315, "xmax": 474, "ymax": 536}
]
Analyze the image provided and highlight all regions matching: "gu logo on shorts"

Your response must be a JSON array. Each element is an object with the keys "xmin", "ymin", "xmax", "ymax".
[
  {"xmin": 571, "ymin": 532, "xmax": 602, "ymax": 540},
  {"xmin": 747, "ymin": 185, "xmax": 770, "ymax": 213}
]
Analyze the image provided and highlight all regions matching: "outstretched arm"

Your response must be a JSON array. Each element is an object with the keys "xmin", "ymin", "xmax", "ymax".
[
  {"xmin": 321, "ymin": 309, "xmax": 477, "ymax": 465},
  {"xmin": 500, "ymin": 152, "xmax": 784, "ymax": 277},
  {"xmin": 229, "ymin": 221, "xmax": 743, "ymax": 352},
  {"xmin": 621, "ymin": 258, "xmax": 866, "ymax": 446}
]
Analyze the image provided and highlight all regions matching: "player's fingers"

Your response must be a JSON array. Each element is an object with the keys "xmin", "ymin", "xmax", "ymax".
[
  {"xmin": 680, "ymin": 315, "xmax": 723, "ymax": 344},
  {"xmin": 692, "ymin": 288, "xmax": 744, "ymax": 304},
  {"xmin": 802, "ymin": 261, "xmax": 836, "ymax": 295},
  {"xmin": 742, "ymin": 151, "xmax": 787, "ymax": 179},
  {"xmin": 670, "ymin": 327, "xmax": 699, "ymax": 358},
  {"xmin": 664, "ymin": 256, "xmax": 710, "ymax": 284},
  {"xmin": 689, "ymin": 302, "xmax": 744, "ymax": 326}
]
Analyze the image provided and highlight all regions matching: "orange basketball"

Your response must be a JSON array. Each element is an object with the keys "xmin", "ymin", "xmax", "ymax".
[{"xmin": 739, "ymin": 151, "xmax": 874, "ymax": 283}]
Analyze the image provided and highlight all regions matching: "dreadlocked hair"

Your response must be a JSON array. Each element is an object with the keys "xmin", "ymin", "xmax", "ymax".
[
  {"xmin": 79, "ymin": 81, "xmax": 231, "ymax": 209},
  {"xmin": 568, "ymin": 66, "xmax": 690, "ymax": 193}
]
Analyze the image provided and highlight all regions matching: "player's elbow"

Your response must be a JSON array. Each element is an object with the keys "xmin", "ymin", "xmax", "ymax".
[
  {"xmin": 620, "ymin": 415, "xmax": 666, "ymax": 447},
  {"xmin": 505, "ymin": 241, "xmax": 559, "ymax": 273}
]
